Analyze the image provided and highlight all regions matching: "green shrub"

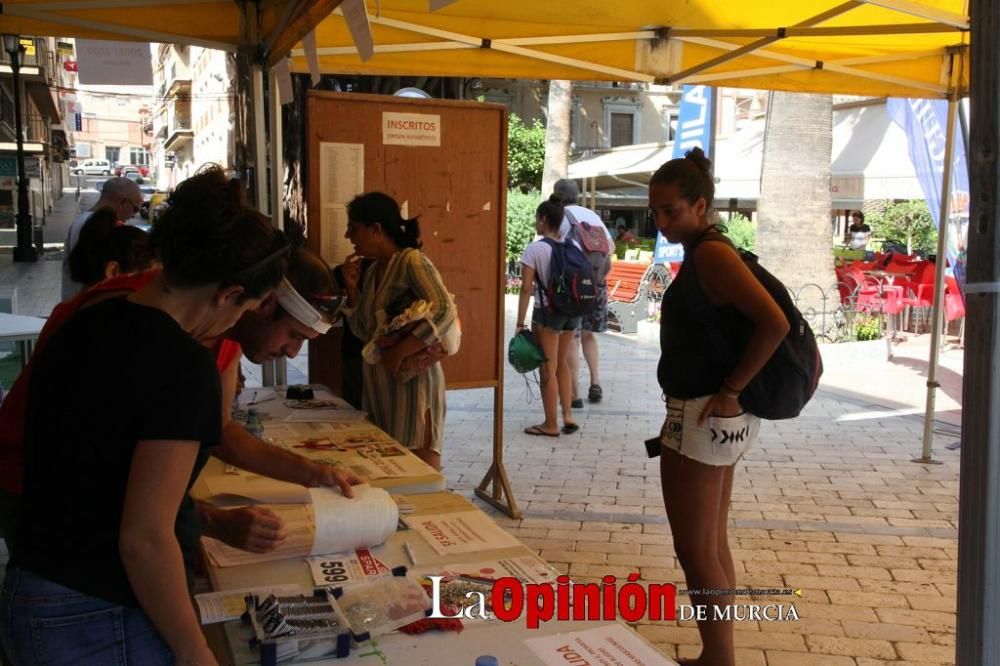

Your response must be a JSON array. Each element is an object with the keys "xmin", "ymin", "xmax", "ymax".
[
  {"xmin": 722, "ymin": 214, "xmax": 756, "ymax": 252},
  {"xmin": 854, "ymin": 313, "xmax": 883, "ymax": 341},
  {"xmin": 506, "ymin": 188, "xmax": 540, "ymax": 262},
  {"xmin": 507, "ymin": 114, "xmax": 546, "ymax": 192},
  {"xmin": 866, "ymin": 199, "xmax": 937, "ymax": 254}
]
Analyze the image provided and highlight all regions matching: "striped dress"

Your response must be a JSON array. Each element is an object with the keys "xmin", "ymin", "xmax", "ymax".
[{"xmin": 347, "ymin": 248, "xmax": 457, "ymax": 452}]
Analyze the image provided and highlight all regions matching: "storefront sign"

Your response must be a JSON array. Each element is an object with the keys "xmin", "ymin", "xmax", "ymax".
[
  {"xmin": 24, "ymin": 157, "xmax": 41, "ymax": 179},
  {"xmin": 382, "ymin": 112, "xmax": 441, "ymax": 147}
]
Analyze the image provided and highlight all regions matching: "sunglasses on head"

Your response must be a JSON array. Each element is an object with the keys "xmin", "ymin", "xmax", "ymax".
[{"xmin": 303, "ymin": 293, "xmax": 346, "ymax": 316}]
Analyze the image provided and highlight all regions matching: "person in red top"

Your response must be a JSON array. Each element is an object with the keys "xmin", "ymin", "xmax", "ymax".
[{"xmin": 0, "ymin": 229, "xmax": 357, "ymax": 557}]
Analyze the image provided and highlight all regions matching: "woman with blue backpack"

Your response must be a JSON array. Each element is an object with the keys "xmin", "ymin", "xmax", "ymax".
[
  {"xmin": 515, "ymin": 195, "xmax": 590, "ymax": 437},
  {"xmin": 652, "ymin": 148, "xmax": 791, "ymax": 666}
]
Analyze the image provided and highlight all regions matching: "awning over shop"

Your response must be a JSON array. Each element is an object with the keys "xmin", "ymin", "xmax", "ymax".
[
  {"xmin": 569, "ymin": 100, "xmax": 923, "ymax": 208},
  {"xmin": 292, "ymin": 0, "xmax": 968, "ymax": 99}
]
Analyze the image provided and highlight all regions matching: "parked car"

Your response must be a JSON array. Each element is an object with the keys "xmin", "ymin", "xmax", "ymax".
[
  {"xmin": 138, "ymin": 185, "xmax": 157, "ymax": 219},
  {"xmin": 72, "ymin": 159, "xmax": 112, "ymax": 176},
  {"xmin": 114, "ymin": 164, "xmax": 151, "ymax": 178}
]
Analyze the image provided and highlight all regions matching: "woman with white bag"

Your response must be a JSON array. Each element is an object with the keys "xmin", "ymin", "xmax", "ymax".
[{"xmin": 340, "ymin": 192, "xmax": 459, "ymax": 470}]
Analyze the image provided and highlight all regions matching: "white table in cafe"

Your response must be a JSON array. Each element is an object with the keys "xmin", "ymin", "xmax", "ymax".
[{"xmin": 0, "ymin": 312, "xmax": 45, "ymax": 369}]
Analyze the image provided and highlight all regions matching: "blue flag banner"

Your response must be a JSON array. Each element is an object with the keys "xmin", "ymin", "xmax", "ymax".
[
  {"xmin": 886, "ymin": 98, "xmax": 969, "ymax": 295},
  {"xmin": 655, "ymin": 85, "xmax": 714, "ymax": 264}
]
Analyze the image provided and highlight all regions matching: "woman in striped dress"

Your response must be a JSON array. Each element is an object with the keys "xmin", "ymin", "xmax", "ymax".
[{"xmin": 341, "ymin": 192, "xmax": 457, "ymax": 470}]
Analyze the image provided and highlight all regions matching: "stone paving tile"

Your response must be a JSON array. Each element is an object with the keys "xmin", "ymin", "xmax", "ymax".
[{"xmin": 438, "ymin": 297, "xmax": 962, "ymax": 664}]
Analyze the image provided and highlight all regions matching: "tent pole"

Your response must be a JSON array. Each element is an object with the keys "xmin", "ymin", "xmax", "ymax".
[
  {"xmin": 958, "ymin": 0, "xmax": 1000, "ymax": 655},
  {"xmin": 269, "ymin": 67, "xmax": 288, "ymax": 387},
  {"xmin": 251, "ymin": 63, "xmax": 279, "ymax": 388},
  {"xmin": 915, "ymin": 93, "xmax": 959, "ymax": 464}
]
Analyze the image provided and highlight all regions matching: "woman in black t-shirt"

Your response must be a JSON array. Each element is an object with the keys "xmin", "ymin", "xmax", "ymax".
[
  {"xmin": 1, "ymin": 166, "xmax": 289, "ymax": 666},
  {"xmin": 651, "ymin": 149, "xmax": 789, "ymax": 666}
]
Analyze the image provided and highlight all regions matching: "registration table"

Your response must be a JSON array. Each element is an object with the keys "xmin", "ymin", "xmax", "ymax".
[{"xmin": 194, "ymin": 386, "xmax": 676, "ymax": 666}]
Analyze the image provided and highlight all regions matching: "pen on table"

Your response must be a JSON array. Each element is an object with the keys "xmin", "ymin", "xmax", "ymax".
[{"xmin": 403, "ymin": 541, "xmax": 418, "ymax": 567}]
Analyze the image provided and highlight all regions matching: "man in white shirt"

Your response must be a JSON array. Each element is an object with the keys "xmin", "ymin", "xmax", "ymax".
[
  {"xmin": 553, "ymin": 179, "xmax": 614, "ymax": 407},
  {"xmin": 61, "ymin": 177, "xmax": 144, "ymax": 300}
]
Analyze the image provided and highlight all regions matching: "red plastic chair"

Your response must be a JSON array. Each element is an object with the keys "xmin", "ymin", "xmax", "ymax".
[
  {"xmin": 944, "ymin": 276, "xmax": 966, "ymax": 323},
  {"xmin": 901, "ymin": 263, "xmax": 937, "ymax": 331}
]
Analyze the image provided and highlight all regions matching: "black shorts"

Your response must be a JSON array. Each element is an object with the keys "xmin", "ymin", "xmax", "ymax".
[{"xmin": 531, "ymin": 306, "xmax": 582, "ymax": 332}]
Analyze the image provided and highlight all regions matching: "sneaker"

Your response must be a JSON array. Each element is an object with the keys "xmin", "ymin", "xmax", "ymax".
[
  {"xmin": 588, "ymin": 384, "xmax": 603, "ymax": 403},
  {"xmin": 571, "ymin": 398, "xmax": 584, "ymax": 409}
]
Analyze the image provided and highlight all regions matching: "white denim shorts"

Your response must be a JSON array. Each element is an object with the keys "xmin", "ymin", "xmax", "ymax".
[{"xmin": 659, "ymin": 395, "xmax": 760, "ymax": 467}]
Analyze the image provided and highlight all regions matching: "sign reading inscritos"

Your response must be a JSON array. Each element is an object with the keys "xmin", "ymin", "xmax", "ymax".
[{"xmin": 382, "ymin": 112, "xmax": 441, "ymax": 147}]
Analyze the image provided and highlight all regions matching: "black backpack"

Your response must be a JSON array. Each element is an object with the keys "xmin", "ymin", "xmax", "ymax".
[
  {"xmin": 539, "ymin": 237, "xmax": 598, "ymax": 317},
  {"xmin": 695, "ymin": 229, "xmax": 823, "ymax": 420}
]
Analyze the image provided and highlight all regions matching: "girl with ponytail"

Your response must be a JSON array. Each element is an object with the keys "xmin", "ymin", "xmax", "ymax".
[
  {"xmin": 341, "ymin": 192, "xmax": 458, "ymax": 470},
  {"xmin": 650, "ymin": 148, "xmax": 790, "ymax": 666}
]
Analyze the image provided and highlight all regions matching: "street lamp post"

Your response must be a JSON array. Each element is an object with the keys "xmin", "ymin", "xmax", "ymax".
[{"xmin": 3, "ymin": 34, "xmax": 38, "ymax": 262}]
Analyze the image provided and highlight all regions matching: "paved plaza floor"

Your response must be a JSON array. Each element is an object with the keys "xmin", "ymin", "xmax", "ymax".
[{"xmin": 1, "ymin": 189, "xmax": 964, "ymax": 664}]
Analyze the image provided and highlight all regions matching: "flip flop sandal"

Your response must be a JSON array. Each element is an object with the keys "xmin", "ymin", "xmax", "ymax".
[
  {"xmin": 524, "ymin": 425, "xmax": 560, "ymax": 437},
  {"xmin": 588, "ymin": 384, "xmax": 603, "ymax": 403},
  {"xmin": 571, "ymin": 398, "xmax": 584, "ymax": 409},
  {"xmin": 561, "ymin": 423, "xmax": 580, "ymax": 434}
]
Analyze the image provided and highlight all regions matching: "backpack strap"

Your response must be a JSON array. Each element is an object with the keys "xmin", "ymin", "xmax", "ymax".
[
  {"xmin": 685, "ymin": 223, "xmax": 736, "ymax": 257},
  {"xmin": 563, "ymin": 206, "xmax": 579, "ymax": 228}
]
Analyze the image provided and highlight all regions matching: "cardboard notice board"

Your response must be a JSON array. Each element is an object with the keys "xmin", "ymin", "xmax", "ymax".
[{"xmin": 305, "ymin": 91, "xmax": 507, "ymax": 391}]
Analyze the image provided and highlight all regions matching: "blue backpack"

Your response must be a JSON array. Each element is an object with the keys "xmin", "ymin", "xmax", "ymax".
[{"xmin": 539, "ymin": 237, "xmax": 598, "ymax": 317}]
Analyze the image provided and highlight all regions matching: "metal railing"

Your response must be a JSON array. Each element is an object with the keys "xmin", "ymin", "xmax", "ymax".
[{"xmin": 504, "ymin": 258, "xmax": 911, "ymax": 344}]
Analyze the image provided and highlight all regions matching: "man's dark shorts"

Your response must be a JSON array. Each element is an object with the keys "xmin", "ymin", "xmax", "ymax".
[{"xmin": 580, "ymin": 285, "xmax": 609, "ymax": 333}]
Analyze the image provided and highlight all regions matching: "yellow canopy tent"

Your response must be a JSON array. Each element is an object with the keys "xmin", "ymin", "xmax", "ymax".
[
  {"xmin": 290, "ymin": 0, "xmax": 969, "ymax": 98},
  {"xmin": 0, "ymin": 0, "xmax": 342, "ymax": 58}
]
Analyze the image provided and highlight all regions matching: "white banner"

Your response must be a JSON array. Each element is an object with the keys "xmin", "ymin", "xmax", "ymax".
[{"xmin": 75, "ymin": 40, "xmax": 153, "ymax": 85}]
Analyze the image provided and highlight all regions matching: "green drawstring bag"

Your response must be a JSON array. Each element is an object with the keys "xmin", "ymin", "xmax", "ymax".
[{"xmin": 508, "ymin": 329, "xmax": 547, "ymax": 374}]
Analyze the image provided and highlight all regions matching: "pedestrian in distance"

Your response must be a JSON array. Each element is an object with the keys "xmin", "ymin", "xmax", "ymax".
[{"xmin": 516, "ymin": 195, "xmax": 582, "ymax": 437}]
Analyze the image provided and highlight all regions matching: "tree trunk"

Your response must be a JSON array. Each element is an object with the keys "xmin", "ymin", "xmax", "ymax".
[
  {"xmin": 756, "ymin": 92, "xmax": 837, "ymax": 323},
  {"xmin": 541, "ymin": 80, "xmax": 572, "ymax": 196}
]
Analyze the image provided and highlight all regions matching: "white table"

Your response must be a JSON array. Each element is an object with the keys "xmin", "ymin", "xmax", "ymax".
[{"xmin": 0, "ymin": 312, "xmax": 45, "ymax": 369}]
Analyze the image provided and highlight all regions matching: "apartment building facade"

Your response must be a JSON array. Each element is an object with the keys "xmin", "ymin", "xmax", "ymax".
[
  {"xmin": 0, "ymin": 36, "xmax": 71, "ymax": 233},
  {"xmin": 150, "ymin": 44, "xmax": 235, "ymax": 190}
]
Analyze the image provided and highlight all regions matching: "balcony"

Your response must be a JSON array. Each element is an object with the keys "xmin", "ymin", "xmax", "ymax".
[
  {"xmin": 164, "ymin": 52, "xmax": 191, "ymax": 98},
  {"xmin": 0, "ymin": 37, "xmax": 48, "ymax": 73},
  {"xmin": 163, "ymin": 101, "xmax": 193, "ymax": 151}
]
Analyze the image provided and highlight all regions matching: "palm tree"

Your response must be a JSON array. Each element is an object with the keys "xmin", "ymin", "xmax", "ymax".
[
  {"xmin": 541, "ymin": 80, "xmax": 572, "ymax": 195},
  {"xmin": 756, "ymin": 92, "xmax": 838, "ymax": 322}
]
